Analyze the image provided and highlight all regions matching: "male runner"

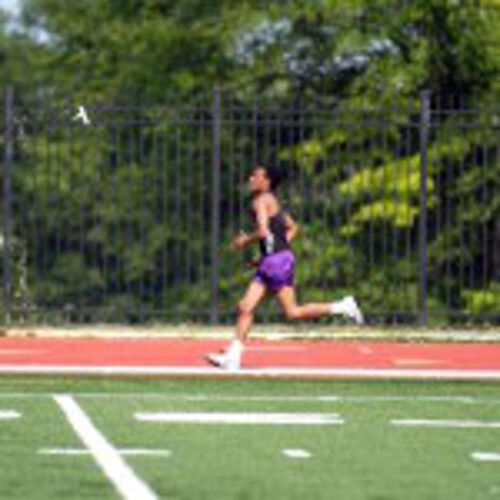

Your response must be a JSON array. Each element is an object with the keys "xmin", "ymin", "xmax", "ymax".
[{"xmin": 207, "ymin": 165, "xmax": 363, "ymax": 370}]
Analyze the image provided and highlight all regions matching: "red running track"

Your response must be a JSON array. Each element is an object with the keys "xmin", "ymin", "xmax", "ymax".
[{"xmin": 1, "ymin": 337, "xmax": 500, "ymax": 379}]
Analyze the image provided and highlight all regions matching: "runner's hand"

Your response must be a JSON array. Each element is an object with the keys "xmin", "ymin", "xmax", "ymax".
[
  {"xmin": 244, "ymin": 258, "xmax": 260, "ymax": 269},
  {"xmin": 231, "ymin": 231, "xmax": 249, "ymax": 251}
]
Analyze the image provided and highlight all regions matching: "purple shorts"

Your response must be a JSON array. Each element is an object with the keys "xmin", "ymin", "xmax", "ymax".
[{"xmin": 253, "ymin": 250, "xmax": 295, "ymax": 292}]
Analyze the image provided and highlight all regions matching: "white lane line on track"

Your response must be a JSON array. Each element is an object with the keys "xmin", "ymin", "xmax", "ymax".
[
  {"xmin": 54, "ymin": 394, "xmax": 158, "ymax": 500},
  {"xmin": 392, "ymin": 359, "xmax": 444, "ymax": 366},
  {"xmin": 391, "ymin": 419, "xmax": 500, "ymax": 428},
  {"xmin": 135, "ymin": 412, "xmax": 344, "ymax": 425},
  {"xmin": 39, "ymin": 448, "xmax": 171, "ymax": 457},
  {"xmin": 283, "ymin": 449, "xmax": 312, "ymax": 459},
  {"xmin": 471, "ymin": 452, "xmax": 500, "ymax": 462},
  {"xmin": 0, "ymin": 349, "xmax": 48, "ymax": 355},
  {"xmin": 1, "ymin": 365, "xmax": 500, "ymax": 380},
  {"xmin": 244, "ymin": 346, "xmax": 306, "ymax": 352},
  {"xmin": 358, "ymin": 346, "xmax": 373, "ymax": 355},
  {"xmin": 0, "ymin": 410, "xmax": 21, "ymax": 419}
]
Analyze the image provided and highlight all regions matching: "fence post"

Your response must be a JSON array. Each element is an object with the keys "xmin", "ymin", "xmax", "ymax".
[
  {"xmin": 2, "ymin": 86, "xmax": 14, "ymax": 324},
  {"xmin": 419, "ymin": 90, "xmax": 431, "ymax": 326},
  {"xmin": 210, "ymin": 86, "xmax": 221, "ymax": 324}
]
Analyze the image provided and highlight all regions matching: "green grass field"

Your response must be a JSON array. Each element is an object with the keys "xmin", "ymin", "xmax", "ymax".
[{"xmin": 0, "ymin": 378, "xmax": 500, "ymax": 499}]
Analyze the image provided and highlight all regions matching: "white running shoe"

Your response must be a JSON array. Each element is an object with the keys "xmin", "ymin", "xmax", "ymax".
[
  {"xmin": 342, "ymin": 296, "xmax": 364, "ymax": 325},
  {"xmin": 205, "ymin": 351, "xmax": 241, "ymax": 371}
]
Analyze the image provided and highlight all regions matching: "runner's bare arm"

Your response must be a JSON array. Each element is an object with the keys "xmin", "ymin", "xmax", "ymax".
[
  {"xmin": 284, "ymin": 213, "xmax": 299, "ymax": 242},
  {"xmin": 231, "ymin": 197, "xmax": 270, "ymax": 251}
]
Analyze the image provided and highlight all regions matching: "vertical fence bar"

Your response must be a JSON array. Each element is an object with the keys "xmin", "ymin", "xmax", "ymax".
[
  {"xmin": 210, "ymin": 86, "xmax": 222, "ymax": 324},
  {"xmin": 3, "ymin": 86, "xmax": 14, "ymax": 324},
  {"xmin": 495, "ymin": 142, "xmax": 500, "ymax": 286},
  {"xmin": 419, "ymin": 90, "xmax": 431, "ymax": 325}
]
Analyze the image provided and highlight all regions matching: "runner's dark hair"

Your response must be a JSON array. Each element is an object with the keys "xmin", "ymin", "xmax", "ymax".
[{"xmin": 256, "ymin": 164, "xmax": 281, "ymax": 191}]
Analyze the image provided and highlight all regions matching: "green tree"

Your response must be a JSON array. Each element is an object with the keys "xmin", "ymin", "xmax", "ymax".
[
  {"xmin": 225, "ymin": 0, "xmax": 500, "ymax": 322},
  {"xmin": 2, "ymin": 0, "xmax": 499, "ymax": 323}
]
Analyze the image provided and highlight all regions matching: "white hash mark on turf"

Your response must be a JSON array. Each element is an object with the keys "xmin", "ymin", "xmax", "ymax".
[
  {"xmin": 471, "ymin": 452, "xmax": 500, "ymax": 462},
  {"xmin": 135, "ymin": 412, "xmax": 343, "ymax": 425},
  {"xmin": 2, "ymin": 393, "xmax": 497, "ymax": 405},
  {"xmin": 54, "ymin": 395, "xmax": 158, "ymax": 500},
  {"xmin": 38, "ymin": 448, "xmax": 171, "ymax": 457},
  {"xmin": 283, "ymin": 449, "xmax": 312, "ymax": 459},
  {"xmin": 391, "ymin": 419, "xmax": 500, "ymax": 428},
  {"xmin": 0, "ymin": 410, "xmax": 21, "ymax": 419}
]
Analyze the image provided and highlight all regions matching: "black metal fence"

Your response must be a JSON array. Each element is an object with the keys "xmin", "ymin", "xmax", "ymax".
[{"xmin": 2, "ymin": 87, "xmax": 499, "ymax": 325}]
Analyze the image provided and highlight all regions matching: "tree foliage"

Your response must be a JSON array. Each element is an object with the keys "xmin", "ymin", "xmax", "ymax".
[{"xmin": 1, "ymin": 0, "xmax": 500, "ymax": 323}]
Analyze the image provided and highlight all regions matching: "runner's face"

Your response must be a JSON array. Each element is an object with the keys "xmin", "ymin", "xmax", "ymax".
[{"xmin": 249, "ymin": 168, "xmax": 269, "ymax": 193}]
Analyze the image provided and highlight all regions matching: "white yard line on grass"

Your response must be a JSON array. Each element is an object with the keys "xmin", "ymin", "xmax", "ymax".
[
  {"xmin": 0, "ymin": 409, "xmax": 20, "ymax": 419},
  {"xmin": 135, "ymin": 412, "xmax": 344, "ymax": 425},
  {"xmin": 471, "ymin": 452, "xmax": 500, "ymax": 462},
  {"xmin": 39, "ymin": 448, "xmax": 171, "ymax": 457},
  {"xmin": 391, "ymin": 419, "xmax": 500, "ymax": 428},
  {"xmin": 282, "ymin": 449, "xmax": 312, "ymax": 459},
  {"xmin": 54, "ymin": 395, "xmax": 158, "ymax": 500},
  {"xmin": 0, "ymin": 393, "xmax": 497, "ymax": 405},
  {"xmin": 39, "ymin": 448, "xmax": 91, "ymax": 456}
]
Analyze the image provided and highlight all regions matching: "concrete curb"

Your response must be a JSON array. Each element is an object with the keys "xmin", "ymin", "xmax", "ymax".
[{"xmin": 2, "ymin": 325, "xmax": 500, "ymax": 342}]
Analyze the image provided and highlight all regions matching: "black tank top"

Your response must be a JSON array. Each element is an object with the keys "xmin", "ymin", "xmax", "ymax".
[{"xmin": 259, "ymin": 211, "xmax": 290, "ymax": 257}]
